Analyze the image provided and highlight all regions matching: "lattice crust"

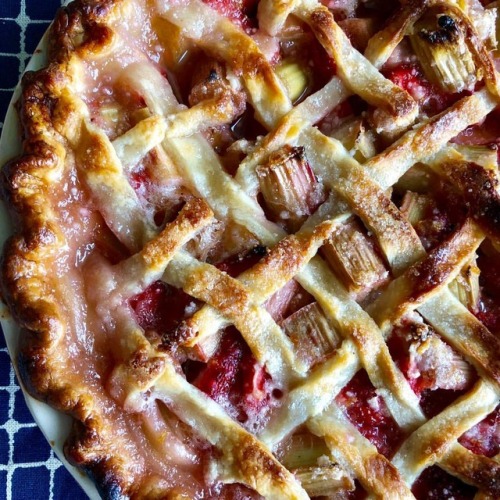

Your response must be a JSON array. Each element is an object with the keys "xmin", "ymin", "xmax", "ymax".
[{"xmin": 2, "ymin": 0, "xmax": 500, "ymax": 498}]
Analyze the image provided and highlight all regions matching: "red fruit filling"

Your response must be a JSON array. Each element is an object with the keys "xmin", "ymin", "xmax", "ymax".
[
  {"xmin": 459, "ymin": 406, "xmax": 500, "ymax": 458},
  {"xmin": 193, "ymin": 328, "xmax": 275, "ymax": 431},
  {"xmin": 387, "ymin": 327, "xmax": 475, "ymax": 419},
  {"xmin": 279, "ymin": 25, "xmax": 336, "ymax": 91},
  {"xmin": 318, "ymin": 95, "xmax": 367, "ymax": 136},
  {"xmin": 419, "ymin": 388, "xmax": 472, "ymax": 420},
  {"xmin": 216, "ymin": 245, "xmax": 268, "ymax": 277},
  {"xmin": 475, "ymin": 299, "xmax": 500, "ymax": 334},
  {"xmin": 384, "ymin": 63, "xmax": 466, "ymax": 115},
  {"xmin": 399, "ymin": 183, "xmax": 468, "ymax": 252},
  {"xmin": 129, "ymin": 168, "xmax": 149, "ymax": 194},
  {"xmin": 475, "ymin": 250, "xmax": 500, "ymax": 333},
  {"xmin": 130, "ymin": 280, "xmax": 195, "ymax": 335},
  {"xmin": 336, "ymin": 370, "xmax": 405, "ymax": 457},
  {"xmin": 309, "ymin": 39, "xmax": 336, "ymax": 88},
  {"xmin": 216, "ymin": 246, "xmax": 314, "ymax": 321},
  {"xmin": 412, "ymin": 465, "xmax": 476, "ymax": 500},
  {"xmin": 452, "ymin": 107, "xmax": 500, "ymax": 160},
  {"xmin": 202, "ymin": 0, "xmax": 258, "ymax": 31}
]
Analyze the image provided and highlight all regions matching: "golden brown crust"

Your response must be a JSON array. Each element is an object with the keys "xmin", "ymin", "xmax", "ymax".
[
  {"xmin": 2, "ymin": 0, "xmax": 500, "ymax": 498},
  {"xmin": 368, "ymin": 219, "xmax": 484, "ymax": 327},
  {"xmin": 437, "ymin": 159, "xmax": 500, "ymax": 243},
  {"xmin": 441, "ymin": 445, "xmax": 500, "ymax": 496},
  {"xmin": 1, "ymin": 1, "xmax": 139, "ymax": 497},
  {"xmin": 307, "ymin": 5, "xmax": 418, "ymax": 126}
]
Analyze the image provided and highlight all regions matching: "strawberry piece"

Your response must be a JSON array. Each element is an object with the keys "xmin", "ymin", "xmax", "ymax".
[
  {"xmin": 475, "ymin": 251, "xmax": 500, "ymax": 333},
  {"xmin": 385, "ymin": 64, "xmax": 432, "ymax": 101},
  {"xmin": 216, "ymin": 245, "xmax": 268, "ymax": 277},
  {"xmin": 387, "ymin": 326, "xmax": 475, "ymax": 419},
  {"xmin": 194, "ymin": 328, "xmax": 272, "ymax": 428},
  {"xmin": 400, "ymin": 184, "xmax": 466, "ymax": 252},
  {"xmin": 478, "ymin": 250, "xmax": 500, "ymax": 294},
  {"xmin": 419, "ymin": 388, "xmax": 471, "ymax": 420},
  {"xmin": 452, "ymin": 107, "xmax": 500, "ymax": 152},
  {"xmin": 475, "ymin": 299, "xmax": 500, "ymax": 334},
  {"xmin": 459, "ymin": 407, "xmax": 500, "ymax": 458},
  {"xmin": 130, "ymin": 281, "xmax": 194, "ymax": 335},
  {"xmin": 309, "ymin": 40, "xmax": 336, "ymax": 88},
  {"xmin": 336, "ymin": 370, "xmax": 404, "ymax": 457},
  {"xmin": 129, "ymin": 168, "xmax": 148, "ymax": 193},
  {"xmin": 384, "ymin": 63, "xmax": 465, "ymax": 115},
  {"xmin": 202, "ymin": 0, "xmax": 258, "ymax": 32},
  {"xmin": 412, "ymin": 465, "xmax": 476, "ymax": 499}
]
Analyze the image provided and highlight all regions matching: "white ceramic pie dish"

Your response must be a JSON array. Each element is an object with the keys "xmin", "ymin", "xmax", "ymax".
[{"xmin": 0, "ymin": 31, "xmax": 101, "ymax": 500}]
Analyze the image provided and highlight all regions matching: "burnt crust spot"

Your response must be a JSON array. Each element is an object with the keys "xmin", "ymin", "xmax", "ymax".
[
  {"xmin": 450, "ymin": 161, "xmax": 500, "ymax": 241},
  {"xmin": 419, "ymin": 15, "xmax": 459, "ymax": 45},
  {"xmin": 444, "ymin": 448, "xmax": 500, "ymax": 496},
  {"xmin": 49, "ymin": 0, "xmax": 116, "ymax": 60}
]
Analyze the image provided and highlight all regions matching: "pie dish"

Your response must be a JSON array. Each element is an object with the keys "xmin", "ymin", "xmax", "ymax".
[{"xmin": 1, "ymin": 0, "xmax": 500, "ymax": 498}]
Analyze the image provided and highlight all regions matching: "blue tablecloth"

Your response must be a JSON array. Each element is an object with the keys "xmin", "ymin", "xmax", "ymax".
[{"xmin": 0, "ymin": 1, "xmax": 89, "ymax": 498}]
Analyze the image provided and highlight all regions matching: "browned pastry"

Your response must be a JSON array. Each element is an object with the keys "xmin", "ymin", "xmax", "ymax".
[{"xmin": 1, "ymin": 0, "xmax": 499, "ymax": 498}]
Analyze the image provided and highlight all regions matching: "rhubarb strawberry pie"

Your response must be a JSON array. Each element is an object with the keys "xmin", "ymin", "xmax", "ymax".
[{"xmin": 2, "ymin": 0, "xmax": 500, "ymax": 497}]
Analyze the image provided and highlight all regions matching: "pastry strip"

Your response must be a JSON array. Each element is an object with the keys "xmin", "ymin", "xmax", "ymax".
[
  {"xmin": 154, "ymin": 364, "xmax": 310, "ymax": 499},
  {"xmin": 308, "ymin": 406, "xmax": 414, "ymax": 499},
  {"xmin": 392, "ymin": 380, "xmax": 500, "ymax": 484}
]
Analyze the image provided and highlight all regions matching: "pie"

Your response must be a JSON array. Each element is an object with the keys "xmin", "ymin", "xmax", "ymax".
[{"xmin": 1, "ymin": 0, "xmax": 500, "ymax": 497}]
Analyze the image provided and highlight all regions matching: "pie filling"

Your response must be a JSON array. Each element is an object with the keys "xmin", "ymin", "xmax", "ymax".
[{"xmin": 2, "ymin": 0, "xmax": 500, "ymax": 498}]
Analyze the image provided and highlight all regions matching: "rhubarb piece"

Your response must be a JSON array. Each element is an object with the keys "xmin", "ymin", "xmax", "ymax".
[
  {"xmin": 280, "ymin": 433, "xmax": 355, "ymax": 496},
  {"xmin": 256, "ymin": 145, "xmax": 325, "ymax": 231},
  {"xmin": 187, "ymin": 59, "xmax": 246, "ymax": 150},
  {"xmin": 282, "ymin": 302, "xmax": 340, "ymax": 369},
  {"xmin": 449, "ymin": 257, "xmax": 481, "ymax": 311},
  {"xmin": 399, "ymin": 190, "xmax": 464, "ymax": 252},
  {"xmin": 410, "ymin": 10, "xmax": 476, "ymax": 93},
  {"xmin": 295, "ymin": 464, "xmax": 355, "ymax": 497},
  {"xmin": 189, "ymin": 60, "xmax": 240, "ymax": 108},
  {"xmin": 185, "ymin": 220, "xmax": 225, "ymax": 262},
  {"xmin": 400, "ymin": 191, "xmax": 432, "ymax": 227},
  {"xmin": 190, "ymin": 329, "xmax": 223, "ymax": 362},
  {"xmin": 275, "ymin": 59, "xmax": 309, "ymax": 102},
  {"xmin": 280, "ymin": 433, "xmax": 330, "ymax": 469},
  {"xmin": 407, "ymin": 334, "xmax": 474, "ymax": 392},
  {"xmin": 330, "ymin": 117, "xmax": 377, "ymax": 162},
  {"xmin": 321, "ymin": 219, "xmax": 388, "ymax": 298},
  {"xmin": 388, "ymin": 314, "xmax": 477, "ymax": 419},
  {"xmin": 453, "ymin": 144, "xmax": 499, "ymax": 170}
]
